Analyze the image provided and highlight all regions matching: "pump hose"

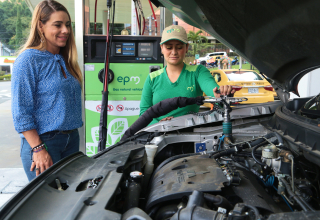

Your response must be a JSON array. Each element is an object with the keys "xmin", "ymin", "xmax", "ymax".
[
  {"xmin": 249, "ymin": 132, "xmax": 284, "ymax": 147},
  {"xmin": 121, "ymin": 96, "xmax": 204, "ymax": 140},
  {"xmin": 252, "ymin": 142, "xmax": 268, "ymax": 166},
  {"xmin": 209, "ymin": 146, "xmax": 242, "ymax": 159}
]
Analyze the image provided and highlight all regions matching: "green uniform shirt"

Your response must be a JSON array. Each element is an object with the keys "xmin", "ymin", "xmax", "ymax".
[{"xmin": 140, "ymin": 64, "xmax": 219, "ymax": 125}]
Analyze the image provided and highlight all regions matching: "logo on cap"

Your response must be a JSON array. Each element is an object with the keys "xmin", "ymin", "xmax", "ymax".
[{"xmin": 167, "ymin": 28, "xmax": 181, "ymax": 33}]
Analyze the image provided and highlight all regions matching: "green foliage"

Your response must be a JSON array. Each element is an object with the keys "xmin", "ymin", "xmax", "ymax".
[
  {"xmin": 187, "ymin": 30, "xmax": 208, "ymax": 56},
  {"xmin": 0, "ymin": 74, "xmax": 11, "ymax": 80},
  {"xmin": 0, "ymin": 0, "xmax": 32, "ymax": 50},
  {"xmin": 187, "ymin": 42, "xmax": 232, "ymax": 57},
  {"xmin": 15, "ymin": 4, "xmax": 22, "ymax": 46},
  {"xmin": 187, "ymin": 30, "xmax": 208, "ymax": 43}
]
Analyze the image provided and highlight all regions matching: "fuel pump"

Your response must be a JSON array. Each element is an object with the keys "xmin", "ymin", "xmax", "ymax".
[{"xmin": 84, "ymin": 35, "xmax": 163, "ymax": 156}]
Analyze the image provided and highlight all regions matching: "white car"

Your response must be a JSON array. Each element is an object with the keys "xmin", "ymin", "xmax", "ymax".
[{"xmin": 196, "ymin": 51, "xmax": 227, "ymax": 65}]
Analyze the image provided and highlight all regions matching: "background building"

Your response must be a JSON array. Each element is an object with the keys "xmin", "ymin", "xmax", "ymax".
[{"xmin": 0, "ymin": 42, "xmax": 14, "ymax": 56}]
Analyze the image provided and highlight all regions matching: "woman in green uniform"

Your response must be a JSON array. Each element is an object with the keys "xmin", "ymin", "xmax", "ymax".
[{"xmin": 139, "ymin": 25, "xmax": 235, "ymax": 125}]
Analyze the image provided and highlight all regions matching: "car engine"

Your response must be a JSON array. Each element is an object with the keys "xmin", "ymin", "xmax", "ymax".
[{"xmin": 105, "ymin": 96, "xmax": 320, "ymax": 220}]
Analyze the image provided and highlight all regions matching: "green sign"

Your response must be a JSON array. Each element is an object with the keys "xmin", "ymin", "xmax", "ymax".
[
  {"xmin": 85, "ymin": 104, "xmax": 140, "ymax": 157},
  {"xmin": 195, "ymin": 54, "xmax": 200, "ymax": 59},
  {"xmin": 84, "ymin": 62, "xmax": 163, "ymax": 157}
]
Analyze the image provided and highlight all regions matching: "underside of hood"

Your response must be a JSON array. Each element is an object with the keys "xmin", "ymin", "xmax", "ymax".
[{"xmin": 156, "ymin": 0, "xmax": 320, "ymax": 96}]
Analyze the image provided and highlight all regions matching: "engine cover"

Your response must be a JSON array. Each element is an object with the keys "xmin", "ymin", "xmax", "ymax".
[{"xmin": 146, "ymin": 155, "xmax": 228, "ymax": 210}]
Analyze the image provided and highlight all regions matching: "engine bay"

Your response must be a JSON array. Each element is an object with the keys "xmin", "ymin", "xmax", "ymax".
[
  {"xmin": 101, "ymin": 96, "xmax": 320, "ymax": 220},
  {"xmin": 1, "ymin": 97, "xmax": 320, "ymax": 220},
  {"xmin": 112, "ymin": 125, "xmax": 320, "ymax": 220}
]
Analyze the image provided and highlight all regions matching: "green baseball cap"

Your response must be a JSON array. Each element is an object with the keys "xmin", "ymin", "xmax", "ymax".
[{"xmin": 160, "ymin": 25, "xmax": 188, "ymax": 45}]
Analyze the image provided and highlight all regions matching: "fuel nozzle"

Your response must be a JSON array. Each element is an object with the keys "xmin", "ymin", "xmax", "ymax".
[
  {"xmin": 203, "ymin": 93, "xmax": 247, "ymax": 149},
  {"xmin": 221, "ymin": 97, "xmax": 233, "ymax": 148},
  {"xmin": 107, "ymin": 0, "xmax": 112, "ymax": 7}
]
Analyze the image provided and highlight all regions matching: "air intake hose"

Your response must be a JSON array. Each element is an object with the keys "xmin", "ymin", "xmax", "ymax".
[{"xmin": 121, "ymin": 96, "xmax": 204, "ymax": 140}]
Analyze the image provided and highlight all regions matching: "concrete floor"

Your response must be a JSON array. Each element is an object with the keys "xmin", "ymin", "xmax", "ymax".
[
  {"xmin": 0, "ymin": 82, "xmax": 27, "ymax": 209},
  {"xmin": 0, "ymin": 81, "xmax": 22, "ymax": 168},
  {"xmin": 0, "ymin": 100, "xmax": 22, "ymax": 168},
  {"xmin": 0, "ymin": 168, "xmax": 28, "ymax": 208}
]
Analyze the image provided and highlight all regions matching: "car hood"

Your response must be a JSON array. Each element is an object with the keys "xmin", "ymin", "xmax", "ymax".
[{"xmin": 154, "ymin": 0, "xmax": 320, "ymax": 100}]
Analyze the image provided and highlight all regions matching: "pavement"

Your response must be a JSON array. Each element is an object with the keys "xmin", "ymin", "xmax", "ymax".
[
  {"xmin": 0, "ymin": 81, "xmax": 21, "ymax": 168},
  {"xmin": 0, "ymin": 168, "xmax": 28, "ymax": 208},
  {"xmin": 0, "ymin": 81, "xmax": 27, "ymax": 209}
]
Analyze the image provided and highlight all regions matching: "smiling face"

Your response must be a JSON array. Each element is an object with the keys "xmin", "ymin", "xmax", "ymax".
[
  {"xmin": 39, "ymin": 11, "xmax": 71, "ymax": 54},
  {"xmin": 160, "ymin": 40, "xmax": 188, "ymax": 66}
]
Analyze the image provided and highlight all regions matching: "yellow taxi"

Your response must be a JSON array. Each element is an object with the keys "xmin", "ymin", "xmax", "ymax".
[{"xmin": 207, "ymin": 69, "xmax": 275, "ymax": 104}]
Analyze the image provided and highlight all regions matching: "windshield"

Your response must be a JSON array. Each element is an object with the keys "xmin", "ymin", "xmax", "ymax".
[{"xmin": 225, "ymin": 71, "xmax": 263, "ymax": 81}]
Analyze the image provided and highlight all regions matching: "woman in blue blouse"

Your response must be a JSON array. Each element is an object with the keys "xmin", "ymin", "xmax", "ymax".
[{"xmin": 12, "ymin": 0, "xmax": 82, "ymax": 181}]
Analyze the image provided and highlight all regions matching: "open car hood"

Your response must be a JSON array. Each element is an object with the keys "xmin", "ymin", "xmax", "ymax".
[{"xmin": 154, "ymin": 0, "xmax": 320, "ymax": 99}]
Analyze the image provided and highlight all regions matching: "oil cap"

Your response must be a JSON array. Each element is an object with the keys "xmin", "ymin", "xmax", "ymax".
[{"xmin": 130, "ymin": 171, "xmax": 143, "ymax": 179}]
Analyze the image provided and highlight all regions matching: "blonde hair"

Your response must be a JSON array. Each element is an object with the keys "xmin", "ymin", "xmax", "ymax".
[{"xmin": 19, "ymin": 0, "xmax": 82, "ymax": 84}]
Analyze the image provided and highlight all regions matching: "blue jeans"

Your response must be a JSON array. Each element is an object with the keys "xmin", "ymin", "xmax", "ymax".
[{"xmin": 20, "ymin": 129, "xmax": 79, "ymax": 181}]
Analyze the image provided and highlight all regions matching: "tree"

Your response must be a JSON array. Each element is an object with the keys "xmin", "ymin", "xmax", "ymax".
[
  {"xmin": 15, "ymin": 4, "xmax": 23, "ymax": 47},
  {"xmin": 187, "ymin": 30, "xmax": 208, "ymax": 55},
  {"xmin": 0, "ymin": 0, "xmax": 32, "ymax": 50}
]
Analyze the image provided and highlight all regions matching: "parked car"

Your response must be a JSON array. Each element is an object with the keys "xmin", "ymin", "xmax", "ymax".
[
  {"xmin": 207, "ymin": 69, "xmax": 274, "ymax": 104},
  {"xmin": 196, "ymin": 51, "xmax": 227, "ymax": 65},
  {"xmin": 1, "ymin": 1, "xmax": 320, "ymax": 220}
]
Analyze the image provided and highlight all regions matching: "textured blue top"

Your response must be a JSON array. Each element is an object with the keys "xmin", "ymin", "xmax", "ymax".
[{"xmin": 12, "ymin": 49, "xmax": 83, "ymax": 136}]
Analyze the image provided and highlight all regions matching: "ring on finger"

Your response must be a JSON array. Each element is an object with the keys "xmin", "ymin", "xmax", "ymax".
[{"xmin": 36, "ymin": 168, "xmax": 40, "ymax": 171}]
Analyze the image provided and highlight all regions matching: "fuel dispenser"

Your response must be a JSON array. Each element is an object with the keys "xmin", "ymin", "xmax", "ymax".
[{"xmin": 84, "ymin": 35, "xmax": 163, "ymax": 156}]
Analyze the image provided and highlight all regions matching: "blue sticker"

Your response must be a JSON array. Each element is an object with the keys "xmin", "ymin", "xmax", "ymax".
[{"xmin": 195, "ymin": 143, "xmax": 206, "ymax": 153}]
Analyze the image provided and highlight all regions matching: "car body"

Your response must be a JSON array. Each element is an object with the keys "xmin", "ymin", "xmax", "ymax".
[
  {"xmin": 1, "ymin": 1, "xmax": 320, "ymax": 220},
  {"xmin": 206, "ymin": 55, "xmax": 234, "ymax": 65},
  {"xmin": 210, "ymin": 69, "xmax": 274, "ymax": 104},
  {"xmin": 196, "ymin": 51, "xmax": 227, "ymax": 65}
]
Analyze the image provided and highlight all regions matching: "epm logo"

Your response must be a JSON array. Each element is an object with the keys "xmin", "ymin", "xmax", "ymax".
[
  {"xmin": 167, "ymin": 28, "xmax": 181, "ymax": 33},
  {"xmin": 117, "ymin": 76, "xmax": 140, "ymax": 85},
  {"xmin": 187, "ymin": 85, "xmax": 195, "ymax": 92}
]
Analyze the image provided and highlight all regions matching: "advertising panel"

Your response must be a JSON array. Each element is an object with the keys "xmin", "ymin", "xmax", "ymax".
[{"xmin": 85, "ymin": 100, "xmax": 140, "ymax": 157}]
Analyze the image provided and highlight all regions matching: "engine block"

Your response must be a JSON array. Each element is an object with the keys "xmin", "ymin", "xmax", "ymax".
[{"xmin": 146, "ymin": 155, "xmax": 228, "ymax": 211}]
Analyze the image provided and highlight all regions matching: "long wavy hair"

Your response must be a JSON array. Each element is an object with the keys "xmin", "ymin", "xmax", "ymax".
[{"xmin": 19, "ymin": 0, "xmax": 82, "ymax": 84}]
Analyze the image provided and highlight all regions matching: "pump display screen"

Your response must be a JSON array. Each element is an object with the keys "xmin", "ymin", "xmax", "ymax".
[
  {"xmin": 138, "ymin": 43, "xmax": 154, "ymax": 58},
  {"xmin": 84, "ymin": 35, "xmax": 163, "ymax": 63},
  {"xmin": 114, "ymin": 42, "xmax": 135, "ymax": 56}
]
